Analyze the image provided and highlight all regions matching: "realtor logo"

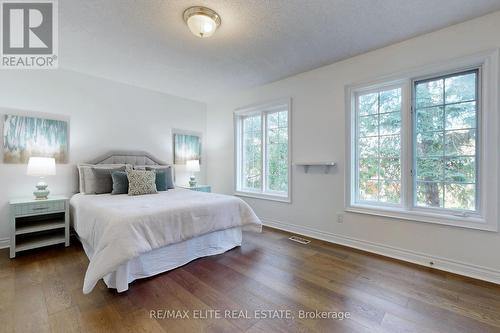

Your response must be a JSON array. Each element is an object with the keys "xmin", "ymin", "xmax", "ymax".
[{"xmin": 1, "ymin": 0, "xmax": 58, "ymax": 68}]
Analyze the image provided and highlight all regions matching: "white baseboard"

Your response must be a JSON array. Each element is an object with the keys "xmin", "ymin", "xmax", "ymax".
[
  {"xmin": 261, "ymin": 217, "xmax": 500, "ymax": 285},
  {"xmin": 0, "ymin": 238, "xmax": 9, "ymax": 249}
]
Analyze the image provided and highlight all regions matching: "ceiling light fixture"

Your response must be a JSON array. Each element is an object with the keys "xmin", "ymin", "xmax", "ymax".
[{"xmin": 183, "ymin": 6, "xmax": 221, "ymax": 38}]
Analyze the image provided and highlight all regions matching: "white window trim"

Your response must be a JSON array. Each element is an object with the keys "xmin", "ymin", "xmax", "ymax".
[
  {"xmin": 353, "ymin": 82, "xmax": 409, "ymax": 209},
  {"xmin": 234, "ymin": 98, "xmax": 292, "ymax": 203},
  {"xmin": 345, "ymin": 50, "xmax": 499, "ymax": 232}
]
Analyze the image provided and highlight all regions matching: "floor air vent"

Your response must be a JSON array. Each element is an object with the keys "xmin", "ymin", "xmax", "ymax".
[{"xmin": 289, "ymin": 235, "xmax": 311, "ymax": 244}]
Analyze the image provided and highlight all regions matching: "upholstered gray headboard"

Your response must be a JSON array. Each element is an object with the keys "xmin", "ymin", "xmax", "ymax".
[{"xmin": 86, "ymin": 150, "xmax": 168, "ymax": 166}]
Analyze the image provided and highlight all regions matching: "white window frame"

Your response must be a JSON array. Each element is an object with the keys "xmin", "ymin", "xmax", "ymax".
[
  {"xmin": 353, "ymin": 83, "xmax": 408, "ymax": 208},
  {"xmin": 411, "ymin": 68, "xmax": 481, "ymax": 216},
  {"xmin": 345, "ymin": 50, "xmax": 499, "ymax": 231},
  {"xmin": 234, "ymin": 98, "xmax": 292, "ymax": 203}
]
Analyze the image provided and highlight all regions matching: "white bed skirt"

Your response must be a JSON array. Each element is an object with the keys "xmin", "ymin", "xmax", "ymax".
[{"xmin": 84, "ymin": 227, "xmax": 243, "ymax": 292}]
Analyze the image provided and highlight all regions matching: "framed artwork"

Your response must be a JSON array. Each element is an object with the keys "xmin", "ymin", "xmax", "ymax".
[
  {"xmin": 173, "ymin": 132, "xmax": 201, "ymax": 165},
  {"xmin": 3, "ymin": 114, "xmax": 68, "ymax": 164}
]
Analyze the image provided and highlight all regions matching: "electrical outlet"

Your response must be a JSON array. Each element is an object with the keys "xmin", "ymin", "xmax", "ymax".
[{"xmin": 337, "ymin": 214, "xmax": 344, "ymax": 223}]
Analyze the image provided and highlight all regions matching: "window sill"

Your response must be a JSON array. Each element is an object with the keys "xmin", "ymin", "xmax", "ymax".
[
  {"xmin": 234, "ymin": 191, "xmax": 291, "ymax": 203},
  {"xmin": 345, "ymin": 204, "xmax": 497, "ymax": 232}
]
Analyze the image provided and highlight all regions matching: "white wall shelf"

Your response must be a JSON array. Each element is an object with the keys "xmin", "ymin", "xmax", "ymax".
[{"xmin": 293, "ymin": 162, "xmax": 336, "ymax": 173}]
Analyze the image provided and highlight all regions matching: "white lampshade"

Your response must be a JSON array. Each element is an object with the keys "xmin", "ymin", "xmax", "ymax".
[
  {"xmin": 186, "ymin": 159, "xmax": 200, "ymax": 172},
  {"xmin": 27, "ymin": 157, "xmax": 56, "ymax": 177}
]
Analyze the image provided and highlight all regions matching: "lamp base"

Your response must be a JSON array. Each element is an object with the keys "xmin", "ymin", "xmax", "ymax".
[
  {"xmin": 34, "ymin": 179, "xmax": 50, "ymax": 200},
  {"xmin": 189, "ymin": 176, "xmax": 197, "ymax": 187}
]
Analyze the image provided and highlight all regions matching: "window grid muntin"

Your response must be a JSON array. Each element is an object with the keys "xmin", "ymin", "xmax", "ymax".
[
  {"xmin": 355, "ymin": 87, "xmax": 402, "ymax": 205},
  {"xmin": 241, "ymin": 114, "xmax": 262, "ymax": 191},
  {"xmin": 265, "ymin": 110, "xmax": 288, "ymax": 194},
  {"xmin": 237, "ymin": 106, "xmax": 290, "ymax": 198},
  {"xmin": 413, "ymin": 69, "xmax": 479, "ymax": 212}
]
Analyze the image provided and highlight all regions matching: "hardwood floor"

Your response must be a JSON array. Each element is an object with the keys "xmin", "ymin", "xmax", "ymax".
[{"xmin": 1, "ymin": 226, "xmax": 500, "ymax": 333}]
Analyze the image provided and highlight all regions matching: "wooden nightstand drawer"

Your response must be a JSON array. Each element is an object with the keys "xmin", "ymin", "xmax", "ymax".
[{"xmin": 15, "ymin": 200, "xmax": 65, "ymax": 216}]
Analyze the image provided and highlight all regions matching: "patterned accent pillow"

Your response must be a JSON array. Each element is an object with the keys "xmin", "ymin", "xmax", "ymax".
[{"xmin": 127, "ymin": 170, "xmax": 157, "ymax": 196}]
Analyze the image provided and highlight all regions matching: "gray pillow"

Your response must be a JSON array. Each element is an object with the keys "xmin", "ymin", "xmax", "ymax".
[
  {"xmin": 82, "ymin": 165, "xmax": 126, "ymax": 194},
  {"xmin": 127, "ymin": 170, "xmax": 157, "ymax": 196},
  {"xmin": 78, "ymin": 163, "xmax": 128, "ymax": 193},
  {"xmin": 145, "ymin": 166, "xmax": 174, "ymax": 189}
]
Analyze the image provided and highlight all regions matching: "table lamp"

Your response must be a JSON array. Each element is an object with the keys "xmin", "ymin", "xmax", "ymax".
[
  {"xmin": 27, "ymin": 157, "xmax": 56, "ymax": 200},
  {"xmin": 186, "ymin": 159, "xmax": 200, "ymax": 187}
]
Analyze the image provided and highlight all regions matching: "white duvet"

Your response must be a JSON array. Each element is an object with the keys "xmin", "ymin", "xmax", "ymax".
[{"xmin": 70, "ymin": 189, "xmax": 262, "ymax": 294}]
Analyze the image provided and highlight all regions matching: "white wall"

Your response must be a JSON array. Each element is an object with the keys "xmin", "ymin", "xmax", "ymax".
[
  {"xmin": 0, "ymin": 69, "xmax": 206, "ymax": 246},
  {"xmin": 206, "ymin": 11, "xmax": 500, "ymax": 282}
]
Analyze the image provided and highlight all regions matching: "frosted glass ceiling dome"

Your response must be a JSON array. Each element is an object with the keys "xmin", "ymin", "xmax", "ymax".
[{"xmin": 183, "ymin": 6, "xmax": 221, "ymax": 38}]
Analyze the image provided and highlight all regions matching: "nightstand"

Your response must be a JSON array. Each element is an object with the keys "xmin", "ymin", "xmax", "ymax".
[
  {"xmin": 177, "ymin": 185, "xmax": 211, "ymax": 193},
  {"xmin": 9, "ymin": 195, "xmax": 69, "ymax": 258}
]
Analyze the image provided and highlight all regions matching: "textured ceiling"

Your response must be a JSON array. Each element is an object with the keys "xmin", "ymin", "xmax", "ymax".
[{"xmin": 59, "ymin": 0, "xmax": 500, "ymax": 102}]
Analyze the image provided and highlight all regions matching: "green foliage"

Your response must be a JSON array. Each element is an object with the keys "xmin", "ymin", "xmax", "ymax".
[
  {"xmin": 356, "ymin": 71, "xmax": 477, "ymax": 211},
  {"xmin": 243, "ymin": 116, "xmax": 262, "ymax": 189},
  {"xmin": 267, "ymin": 112, "xmax": 288, "ymax": 192},
  {"xmin": 242, "ymin": 111, "xmax": 289, "ymax": 193},
  {"xmin": 357, "ymin": 88, "xmax": 402, "ymax": 204},
  {"xmin": 414, "ymin": 71, "xmax": 477, "ymax": 211}
]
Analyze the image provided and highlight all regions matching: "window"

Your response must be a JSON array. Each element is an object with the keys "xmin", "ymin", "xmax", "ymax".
[
  {"xmin": 347, "ymin": 52, "xmax": 499, "ymax": 231},
  {"xmin": 234, "ymin": 100, "xmax": 291, "ymax": 202},
  {"xmin": 241, "ymin": 115, "xmax": 262, "ymax": 190},
  {"xmin": 356, "ymin": 87, "xmax": 402, "ymax": 205},
  {"xmin": 414, "ymin": 70, "xmax": 478, "ymax": 211}
]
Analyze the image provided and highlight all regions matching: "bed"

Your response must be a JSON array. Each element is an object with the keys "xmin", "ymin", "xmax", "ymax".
[{"xmin": 70, "ymin": 151, "xmax": 262, "ymax": 294}]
